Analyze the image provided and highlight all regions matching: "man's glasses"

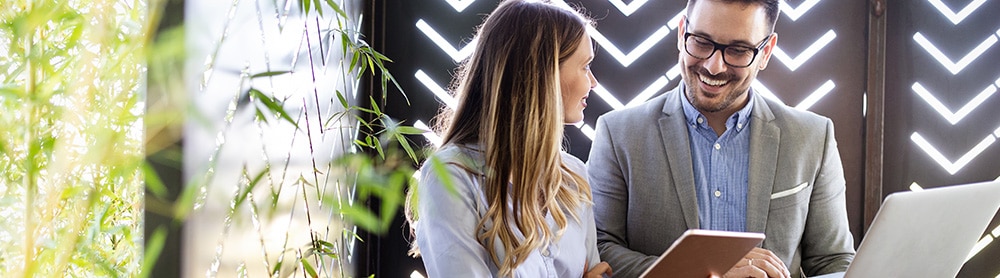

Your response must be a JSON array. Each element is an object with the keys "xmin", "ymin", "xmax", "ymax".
[{"xmin": 682, "ymin": 27, "xmax": 772, "ymax": 68}]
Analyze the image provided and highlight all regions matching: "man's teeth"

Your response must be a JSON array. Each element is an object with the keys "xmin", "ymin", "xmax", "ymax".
[{"xmin": 699, "ymin": 75, "xmax": 727, "ymax": 86}]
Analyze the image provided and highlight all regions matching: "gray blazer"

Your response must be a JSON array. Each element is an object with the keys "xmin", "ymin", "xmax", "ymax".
[{"xmin": 587, "ymin": 87, "xmax": 855, "ymax": 278}]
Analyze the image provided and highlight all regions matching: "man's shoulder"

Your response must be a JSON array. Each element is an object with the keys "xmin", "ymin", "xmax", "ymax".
[{"xmin": 761, "ymin": 96, "xmax": 831, "ymax": 128}]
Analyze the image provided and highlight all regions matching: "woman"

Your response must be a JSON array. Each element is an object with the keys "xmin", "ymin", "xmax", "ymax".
[{"xmin": 406, "ymin": 0, "xmax": 611, "ymax": 277}]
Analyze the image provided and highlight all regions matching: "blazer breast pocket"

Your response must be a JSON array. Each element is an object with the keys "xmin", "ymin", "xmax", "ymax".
[{"xmin": 769, "ymin": 182, "xmax": 811, "ymax": 210}]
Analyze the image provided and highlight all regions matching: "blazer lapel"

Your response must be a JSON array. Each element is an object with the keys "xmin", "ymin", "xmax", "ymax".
[
  {"xmin": 746, "ymin": 93, "xmax": 779, "ymax": 234},
  {"xmin": 658, "ymin": 88, "xmax": 700, "ymax": 230}
]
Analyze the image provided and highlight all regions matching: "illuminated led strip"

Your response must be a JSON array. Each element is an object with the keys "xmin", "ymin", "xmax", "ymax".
[
  {"xmin": 771, "ymin": 30, "xmax": 836, "ymax": 72},
  {"xmin": 751, "ymin": 80, "xmax": 836, "ymax": 110},
  {"xmin": 911, "ymin": 130, "xmax": 997, "ymax": 175},
  {"xmin": 794, "ymin": 80, "xmax": 835, "ymax": 110},
  {"xmin": 416, "ymin": 19, "xmax": 477, "ymax": 62},
  {"xmin": 588, "ymin": 25, "xmax": 671, "ymax": 67},
  {"xmin": 592, "ymin": 85, "xmax": 625, "ymax": 110},
  {"xmin": 608, "ymin": 0, "xmax": 649, "ymax": 16},
  {"xmin": 415, "ymin": 120, "xmax": 442, "ymax": 147},
  {"xmin": 574, "ymin": 121, "xmax": 597, "ymax": 141},
  {"xmin": 626, "ymin": 76, "xmax": 671, "ymax": 108},
  {"xmin": 912, "ymin": 79, "xmax": 997, "ymax": 125},
  {"xmin": 445, "ymin": 0, "xmax": 475, "ymax": 12},
  {"xmin": 415, "ymin": 70, "xmax": 457, "ymax": 108},
  {"xmin": 593, "ymin": 63, "xmax": 680, "ymax": 110},
  {"xmin": 779, "ymin": 0, "xmax": 821, "ymax": 21},
  {"xmin": 927, "ymin": 0, "xmax": 987, "ymax": 25},
  {"xmin": 913, "ymin": 29, "xmax": 999, "ymax": 75},
  {"xmin": 751, "ymin": 80, "xmax": 785, "ymax": 104}
]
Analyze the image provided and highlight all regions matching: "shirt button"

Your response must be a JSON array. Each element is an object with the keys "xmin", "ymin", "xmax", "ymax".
[
  {"xmin": 714, "ymin": 190, "xmax": 722, "ymax": 197},
  {"xmin": 737, "ymin": 123, "xmax": 743, "ymax": 129},
  {"xmin": 714, "ymin": 143, "xmax": 721, "ymax": 150},
  {"xmin": 697, "ymin": 117, "xmax": 704, "ymax": 124},
  {"xmin": 541, "ymin": 249, "xmax": 549, "ymax": 256}
]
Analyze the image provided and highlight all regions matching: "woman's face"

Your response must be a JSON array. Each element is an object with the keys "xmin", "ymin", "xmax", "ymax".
[{"xmin": 560, "ymin": 33, "xmax": 597, "ymax": 124}]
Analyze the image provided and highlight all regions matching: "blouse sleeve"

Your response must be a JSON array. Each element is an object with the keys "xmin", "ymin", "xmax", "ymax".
[
  {"xmin": 415, "ymin": 155, "xmax": 494, "ymax": 277},
  {"xmin": 563, "ymin": 152, "xmax": 604, "ymax": 270}
]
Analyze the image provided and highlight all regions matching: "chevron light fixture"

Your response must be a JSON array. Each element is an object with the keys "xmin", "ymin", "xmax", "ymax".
[
  {"xmin": 771, "ymin": 30, "xmax": 837, "ymax": 72},
  {"xmin": 927, "ymin": 0, "xmax": 987, "ymax": 25},
  {"xmin": 608, "ymin": 0, "xmax": 650, "ymax": 16},
  {"xmin": 912, "ymin": 81, "xmax": 996, "ymax": 125},
  {"xmin": 445, "ymin": 0, "xmax": 476, "ymax": 12},
  {"xmin": 416, "ymin": 19, "xmax": 477, "ymax": 62},
  {"xmin": 779, "ymin": 0, "xmax": 821, "ymax": 21},
  {"xmin": 913, "ymin": 30, "xmax": 998, "ymax": 75},
  {"xmin": 911, "ymin": 130, "xmax": 997, "ymax": 175},
  {"xmin": 415, "ymin": 70, "xmax": 457, "ymax": 108}
]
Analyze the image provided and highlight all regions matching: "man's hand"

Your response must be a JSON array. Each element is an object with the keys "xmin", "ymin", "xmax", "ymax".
[
  {"xmin": 583, "ymin": 261, "xmax": 613, "ymax": 278},
  {"xmin": 722, "ymin": 248, "xmax": 791, "ymax": 278}
]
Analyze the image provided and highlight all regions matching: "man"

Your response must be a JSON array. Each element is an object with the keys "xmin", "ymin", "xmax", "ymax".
[{"xmin": 587, "ymin": 0, "xmax": 855, "ymax": 277}]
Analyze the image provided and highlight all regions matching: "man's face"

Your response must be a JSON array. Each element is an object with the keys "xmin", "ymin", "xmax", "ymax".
[{"xmin": 678, "ymin": 0, "xmax": 775, "ymax": 114}]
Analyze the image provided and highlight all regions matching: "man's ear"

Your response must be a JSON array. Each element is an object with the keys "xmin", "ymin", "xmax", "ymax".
[
  {"xmin": 677, "ymin": 16, "xmax": 687, "ymax": 51},
  {"xmin": 758, "ymin": 33, "xmax": 778, "ymax": 70}
]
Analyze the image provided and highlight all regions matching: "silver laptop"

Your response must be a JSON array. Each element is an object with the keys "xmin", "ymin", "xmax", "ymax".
[{"xmin": 840, "ymin": 180, "xmax": 1000, "ymax": 278}]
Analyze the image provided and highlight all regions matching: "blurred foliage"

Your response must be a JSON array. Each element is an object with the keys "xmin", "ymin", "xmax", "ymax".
[
  {"xmin": 139, "ymin": 0, "xmax": 423, "ymax": 277},
  {"xmin": 0, "ymin": 0, "xmax": 421, "ymax": 276},
  {"xmin": 0, "ymin": 0, "xmax": 147, "ymax": 276}
]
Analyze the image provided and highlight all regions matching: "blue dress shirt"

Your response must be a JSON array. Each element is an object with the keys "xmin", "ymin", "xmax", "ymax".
[{"xmin": 680, "ymin": 85, "xmax": 754, "ymax": 232}]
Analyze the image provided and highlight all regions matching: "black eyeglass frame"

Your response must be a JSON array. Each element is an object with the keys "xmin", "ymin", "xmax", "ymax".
[{"xmin": 682, "ymin": 23, "xmax": 773, "ymax": 68}]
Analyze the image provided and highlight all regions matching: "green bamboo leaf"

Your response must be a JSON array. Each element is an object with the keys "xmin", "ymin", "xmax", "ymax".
[
  {"xmin": 250, "ymin": 70, "xmax": 291, "ymax": 78},
  {"xmin": 271, "ymin": 261, "xmax": 283, "ymax": 276},
  {"xmin": 349, "ymin": 48, "xmax": 360, "ymax": 74},
  {"xmin": 340, "ymin": 203, "xmax": 383, "ymax": 234},
  {"xmin": 396, "ymin": 133, "xmax": 419, "ymax": 164},
  {"xmin": 324, "ymin": 0, "xmax": 348, "ymax": 19},
  {"xmin": 369, "ymin": 96, "xmax": 381, "ymax": 115},
  {"xmin": 396, "ymin": 126, "xmax": 428, "ymax": 135},
  {"xmin": 428, "ymin": 156, "xmax": 459, "ymax": 197},
  {"xmin": 374, "ymin": 141, "xmax": 385, "ymax": 160},
  {"xmin": 140, "ymin": 226, "xmax": 167, "ymax": 278},
  {"xmin": 249, "ymin": 88, "xmax": 299, "ymax": 129},
  {"xmin": 343, "ymin": 229, "xmax": 364, "ymax": 242},
  {"xmin": 353, "ymin": 139, "xmax": 369, "ymax": 148},
  {"xmin": 336, "ymin": 90, "xmax": 349, "ymax": 109},
  {"xmin": 370, "ymin": 49, "xmax": 393, "ymax": 63},
  {"xmin": 353, "ymin": 105, "xmax": 376, "ymax": 114},
  {"xmin": 141, "ymin": 163, "xmax": 168, "ymax": 199},
  {"xmin": 234, "ymin": 167, "xmax": 268, "ymax": 208},
  {"xmin": 316, "ymin": 0, "xmax": 325, "ymax": 16},
  {"xmin": 254, "ymin": 109, "xmax": 269, "ymax": 124},
  {"xmin": 382, "ymin": 70, "xmax": 408, "ymax": 104},
  {"xmin": 301, "ymin": 0, "xmax": 310, "ymax": 15},
  {"xmin": 354, "ymin": 114, "xmax": 372, "ymax": 130},
  {"xmin": 300, "ymin": 258, "xmax": 319, "ymax": 278}
]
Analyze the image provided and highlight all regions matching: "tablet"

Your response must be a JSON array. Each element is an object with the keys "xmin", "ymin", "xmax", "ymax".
[{"xmin": 639, "ymin": 229, "xmax": 765, "ymax": 278}]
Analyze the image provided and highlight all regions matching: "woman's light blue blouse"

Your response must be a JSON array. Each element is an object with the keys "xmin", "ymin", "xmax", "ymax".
[{"xmin": 415, "ymin": 144, "xmax": 601, "ymax": 277}]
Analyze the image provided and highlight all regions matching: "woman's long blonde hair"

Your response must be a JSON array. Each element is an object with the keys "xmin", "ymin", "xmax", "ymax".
[{"xmin": 410, "ymin": 0, "xmax": 594, "ymax": 276}]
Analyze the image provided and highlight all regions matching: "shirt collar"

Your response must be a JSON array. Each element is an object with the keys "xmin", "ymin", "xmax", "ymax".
[{"xmin": 679, "ymin": 83, "xmax": 755, "ymax": 129}]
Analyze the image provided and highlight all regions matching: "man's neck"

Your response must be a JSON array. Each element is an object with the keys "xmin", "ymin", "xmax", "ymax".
[{"xmin": 700, "ymin": 97, "xmax": 749, "ymax": 137}]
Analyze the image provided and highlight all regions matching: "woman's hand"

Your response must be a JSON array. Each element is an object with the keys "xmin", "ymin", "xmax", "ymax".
[{"xmin": 583, "ymin": 261, "xmax": 613, "ymax": 278}]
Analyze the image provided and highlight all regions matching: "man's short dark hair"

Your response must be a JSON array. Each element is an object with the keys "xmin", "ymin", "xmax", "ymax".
[{"xmin": 687, "ymin": 0, "xmax": 780, "ymax": 32}]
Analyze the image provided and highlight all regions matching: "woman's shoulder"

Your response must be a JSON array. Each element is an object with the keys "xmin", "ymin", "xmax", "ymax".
[
  {"xmin": 420, "ymin": 143, "xmax": 487, "ymax": 180},
  {"xmin": 560, "ymin": 151, "xmax": 587, "ymax": 176}
]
